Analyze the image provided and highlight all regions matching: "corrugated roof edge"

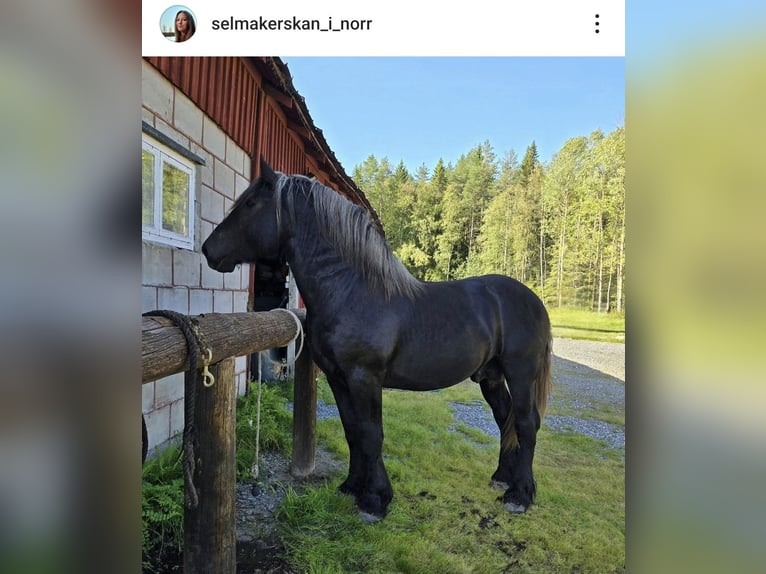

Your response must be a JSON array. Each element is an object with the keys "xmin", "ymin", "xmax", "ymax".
[{"xmin": 256, "ymin": 57, "xmax": 385, "ymax": 237}]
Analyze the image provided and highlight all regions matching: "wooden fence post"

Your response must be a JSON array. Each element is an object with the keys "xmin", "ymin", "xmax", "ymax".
[
  {"xmin": 183, "ymin": 357, "xmax": 237, "ymax": 574},
  {"xmin": 291, "ymin": 345, "xmax": 317, "ymax": 477},
  {"xmin": 141, "ymin": 309, "xmax": 317, "ymax": 570}
]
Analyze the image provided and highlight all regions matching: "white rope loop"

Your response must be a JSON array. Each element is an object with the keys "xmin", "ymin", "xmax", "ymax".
[
  {"xmin": 273, "ymin": 307, "xmax": 305, "ymax": 361},
  {"xmin": 251, "ymin": 352, "xmax": 263, "ymax": 480}
]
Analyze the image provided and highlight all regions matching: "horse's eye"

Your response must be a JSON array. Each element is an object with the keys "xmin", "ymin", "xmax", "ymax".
[{"xmin": 245, "ymin": 197, "xmax": 256, "ymax": 208}]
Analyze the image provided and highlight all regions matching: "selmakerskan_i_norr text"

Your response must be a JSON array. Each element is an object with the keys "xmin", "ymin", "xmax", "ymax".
[{"xmin": 211, "ymin": 16, "xmax": 373, "ymax": 31}]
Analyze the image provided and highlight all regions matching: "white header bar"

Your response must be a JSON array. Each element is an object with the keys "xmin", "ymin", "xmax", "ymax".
[{"xmin": 143, "ymin": 1, "xmax": 624, "ymax": 57}]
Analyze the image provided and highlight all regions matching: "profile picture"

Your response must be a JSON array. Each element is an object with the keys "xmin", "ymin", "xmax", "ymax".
[{"xmin": 160, "ymin": 6, "xmax": 196, "ymax": 43}]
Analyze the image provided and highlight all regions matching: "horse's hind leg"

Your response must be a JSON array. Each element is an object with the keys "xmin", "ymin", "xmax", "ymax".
[
  {"xmin": 496, "ymin": 358, "xmax": 542, "ymax": 513},
  {"xmin": 476, "ymin": 361, "xmax": 516, "ymax": 489}
]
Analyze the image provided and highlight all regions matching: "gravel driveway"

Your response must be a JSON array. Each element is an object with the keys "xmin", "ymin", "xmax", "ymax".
[
  {"xmin": 451, "ymin": 337, "xmax": 625, "ymax": 450},
  {"xmin": 241, "ymin": 337, "xmax": 625, "ymax": 557},
  {"xmin": 287, "ymin": 337, "xmax": 626, "ymax": 450}
]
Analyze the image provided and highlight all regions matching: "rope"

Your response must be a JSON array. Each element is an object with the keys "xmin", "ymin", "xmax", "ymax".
[
  {"xmin": 143, "ymin": 309, "xmax": 211, "ymax": 510},
  {"xmin": 273, "ymin": 308, "xmax": 305, "ymax": 361},
  {"xmin": 251, "ymin": 307, "xmax": 305, "ymax": 481},
  {"xmin": 142, "ymin": 414, "xmax": 148, "ymax": 464},
  {"xmin": 144, "ymin": 308, "xmax": 303, "ymax": 497},
  {"xmin": 251, "ymin": 352, "xmax": 263, "ymax": 480}
]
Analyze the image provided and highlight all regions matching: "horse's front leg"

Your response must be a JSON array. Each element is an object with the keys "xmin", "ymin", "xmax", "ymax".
[
  {"xmin": 325, "ymin": 373, "xmax": 364, "ymax": 497},
  {"xmin": 329, "ymin": 368, "xmax": 392, "ymax": 521}
]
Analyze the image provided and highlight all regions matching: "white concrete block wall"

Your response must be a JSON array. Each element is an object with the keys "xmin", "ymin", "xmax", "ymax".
[
  {"xmin": 142, "ymin": 59, "xmax": 253, "ymax": 454},
  {"xmin": 214, "ymin": 158, "xmax": 236, "ymax": 199},
  {"xmin": 203, "ymin": 115, "xmax": 227, "ymax": 160},
  {"xmin": 189, "ymin": 289, "xmax": 213, "ymax": 315},
  {"xmin": 236, "ymin": 356, "xmax": 250, "ymax": 396}
]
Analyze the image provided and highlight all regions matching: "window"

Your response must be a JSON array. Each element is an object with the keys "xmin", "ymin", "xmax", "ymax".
[{"xmin": 142, "ymin": 136, "xmax": 196, "ymax": 249}]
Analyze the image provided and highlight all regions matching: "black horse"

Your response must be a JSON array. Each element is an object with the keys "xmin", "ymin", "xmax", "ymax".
[{"xmin": 203, "ymin": 158, "xmax": 552, "ymax": 521}]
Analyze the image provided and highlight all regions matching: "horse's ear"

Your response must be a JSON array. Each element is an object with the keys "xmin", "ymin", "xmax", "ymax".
[{"xmin": 260, "ymin": 156, "xmax": 278, "ymax": 186}]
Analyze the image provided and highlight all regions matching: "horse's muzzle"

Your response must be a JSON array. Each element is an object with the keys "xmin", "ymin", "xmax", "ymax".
[{"xmin": 201, "ymin": 240, "xmax": 236, "ymax": 273}]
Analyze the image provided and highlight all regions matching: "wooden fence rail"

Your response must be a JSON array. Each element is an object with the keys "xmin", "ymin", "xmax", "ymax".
[
  {"xmin": 141, "ymin": 309, "xmax": 306, "ymax": 384},
  {"xmin": 141, "ymin": 308, "xmax": 317, "ymax": 574}
]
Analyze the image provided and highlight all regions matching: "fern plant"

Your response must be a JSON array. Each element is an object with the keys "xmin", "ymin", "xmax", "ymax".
[
  {"xmin": 142, "ymin": 446, "xmax": 184, "ymax": 572},
  {"xmin": 140, "ymin": 379, "xmax": 296, "ymax": 571}
]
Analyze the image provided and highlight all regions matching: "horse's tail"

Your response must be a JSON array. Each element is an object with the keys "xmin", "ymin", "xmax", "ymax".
[
  {"xmin": 535, "ymin": 333, "xmax": 553, "ymax": 421},
  {"xmin": 501, "ymin": 407, "xmax": 519, "ymax": 452},
  {"xmin": 500, "ymin": 328, "xmax": 553, "ymax": 453}
]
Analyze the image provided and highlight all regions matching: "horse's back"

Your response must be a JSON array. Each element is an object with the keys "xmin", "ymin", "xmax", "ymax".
[{"xmin": 401, "ymin": 274, "xmax": 548, "ymax": 349}]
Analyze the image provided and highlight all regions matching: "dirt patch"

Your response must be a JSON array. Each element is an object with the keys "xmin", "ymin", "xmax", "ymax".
[
  {"xmin": 235, "ymin": 447, "xmax": 345, "ymax": 573},
  {"xmin": 237, "ymin": 538, "xmax": 296, "ymax": 574},
  {"xmin": 235, "ymin": 338, "xmax": 625, "ymax": 571}
]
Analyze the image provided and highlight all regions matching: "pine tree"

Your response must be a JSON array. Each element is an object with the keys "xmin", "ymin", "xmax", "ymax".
[
  {"xmin": 543, "ymin": 136, "xmax": 588, "ymax": 307},
  {"xmin": 508, "ymin": 142, "xmax": 543, "ymax": 287},
  {"xmin": 351, "ymin": 127, "xmax": 624, "ymax": 312}
]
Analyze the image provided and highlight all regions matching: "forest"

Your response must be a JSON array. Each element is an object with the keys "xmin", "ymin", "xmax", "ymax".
[{"xmin": 351, "ymin": 127, "xmax": 625, "ymax": 313}]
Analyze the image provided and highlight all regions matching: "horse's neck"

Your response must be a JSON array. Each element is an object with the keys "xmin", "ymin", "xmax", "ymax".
[{"xmin": 284, "ymin": 230, "xmax": 367, "ymax": 315}]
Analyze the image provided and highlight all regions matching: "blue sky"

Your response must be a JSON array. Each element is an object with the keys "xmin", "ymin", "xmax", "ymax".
[
  {"xmin": 627, "ymin": 0, "xmax": 766, "ymax": 69},
  {"xmin": 282, "ymin": 57, "xmax": 624, "ymax": 175}
]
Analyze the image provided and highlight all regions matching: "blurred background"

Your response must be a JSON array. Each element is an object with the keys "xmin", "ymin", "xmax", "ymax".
[
  {"xmin": 0, "ymin": 2, "xmax": 140, "ymax": 573},
  {"xmin": 628, "ymin": 1, "xmax": 766, "ymax": 573},
  {"xmin": 0, "ymin": 1, "xmax": 764, "ymax": 572}
]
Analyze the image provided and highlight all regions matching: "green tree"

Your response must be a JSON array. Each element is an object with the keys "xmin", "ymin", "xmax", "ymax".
[
  {"xmin": 509, "ymin": 143, "xmax": 544, "ymax": 287},
  {"xmin": 543, "ymin": 136, "xmax": 589, "ymax": 307},
  {"xmin": 585, "ymin": 128, "xmax": 625, "ymax": 312},
  {"xmin": 515, "ymin": 140, "xmax": 538, "ymax": 188},
  {"xmin": 352, "ymin": 127, "xmax": 625, "ymax": 313},
  {"xmin": 434, "ymin": 142, "xmax": 497, "ymax": 279},
  {"xmin": 396, "ymin": 163, "xmax": 446, "ymax": 279},
  {"xmin": 472, "ymin": 151, "xmax": 517, "ymax": 276},
  {"xmin": 353, "ymin": 154, "xmax": 395, "ymax": 231},
  {"xmin": 387, "ymin": 161, "xmax": 415, "ymax": 248},
  {"xmin": 541, "ymin": 128, "xmax": 625, "ymax": 311}
]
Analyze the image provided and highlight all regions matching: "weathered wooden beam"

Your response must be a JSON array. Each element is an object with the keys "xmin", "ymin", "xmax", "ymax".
[
  {"xmin": 286, "ymin": 120, "xmax": 311, "ymax": 141},
  {"xmin": 144, "ymin": 307, "xmax": 319, "ymax": 572},
  {"xmin": 262, "ymin": 82, "xmax": 292, "ymax": 108},
  {"xmin": 142, "ymin": 309, "xmax": 306, "ymax": 384},
  {"xmin": 184, "ymin": 357, "xmax": 237, "ymax": 574}
]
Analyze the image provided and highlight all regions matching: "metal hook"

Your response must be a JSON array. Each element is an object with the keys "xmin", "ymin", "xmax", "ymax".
[{"xmin": 201, "ymin": 348, "xmax": 215, "ymax": 387}]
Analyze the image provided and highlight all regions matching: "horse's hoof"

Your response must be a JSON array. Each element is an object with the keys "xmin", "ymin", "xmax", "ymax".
[
  {"xmin": 339, "ymin": 479, "xmax": 360, "ymax": 497},
  {"xmin": 503, "ymin": 501, "xmax": 527, "ymax": 514},
  {"xmin": 358, "ymin": 511, "xmax": 384, "ymax": 524},
  {"xmin": 490, "ymin": 480, "xmax": 509, "ymax": 491}
]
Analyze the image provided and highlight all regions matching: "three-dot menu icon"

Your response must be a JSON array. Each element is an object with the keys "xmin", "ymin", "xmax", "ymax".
[{"xmin": 595, "ymin": 14, "xmax": 600, "ymax": 34}]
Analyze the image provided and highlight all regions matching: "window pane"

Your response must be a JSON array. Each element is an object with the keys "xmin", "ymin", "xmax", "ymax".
[
  {"xmin": 162, "ymin": 162, "xmax": 190, "ymax": 236},
  {"xmin": 142, "ymin": 149, "xmax": 155, "ymax": 226}
]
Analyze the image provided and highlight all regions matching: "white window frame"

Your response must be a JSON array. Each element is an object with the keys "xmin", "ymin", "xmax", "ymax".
[{"xmin": 142, "ymin": 135, "xmax": 196, "ymax": 250}]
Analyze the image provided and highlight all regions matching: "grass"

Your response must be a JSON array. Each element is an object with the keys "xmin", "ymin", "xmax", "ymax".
[
  {"xmin": 547, "ymin": 307, "xmax": 625, "ymax": 343},
  {"xmin": 236, "ymin": 380, "xmax": 295, "ymax": 479},
  {"xmin": 142, "ymin": 446, "xmax": 184, "ymax": 572},
  {"xmin": 547, "ymin": 383, "xmax": 625, "ymax": 427},
  {"xmin": 143, "ymin": 319, "xmax": 625, "ymax": 573},
  {"xmin": 141, "ymin": 380, "xmax": 625, "ymax": 573},
  {"xmin": 142, "ymin": 380, "xmax": 297, "ymax": 572},
  {"xmin": 278, "ymin": 378, "xmax": 625, "ymax": 573}
]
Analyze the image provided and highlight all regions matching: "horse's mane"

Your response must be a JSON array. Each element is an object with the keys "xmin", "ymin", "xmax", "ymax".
[{"xmin": 275, "ymin": 174, "xmax": 424, "ymax": 301}]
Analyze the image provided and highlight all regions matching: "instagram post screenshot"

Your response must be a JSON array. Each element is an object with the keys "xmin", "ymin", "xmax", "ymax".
[
  {"xmin": 5, "ymin": 1, "xmax": 766, "ymax": 573},
  {"xmin": 139, "ymin": 2, "xmax": 627, "ymax": 573}
]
